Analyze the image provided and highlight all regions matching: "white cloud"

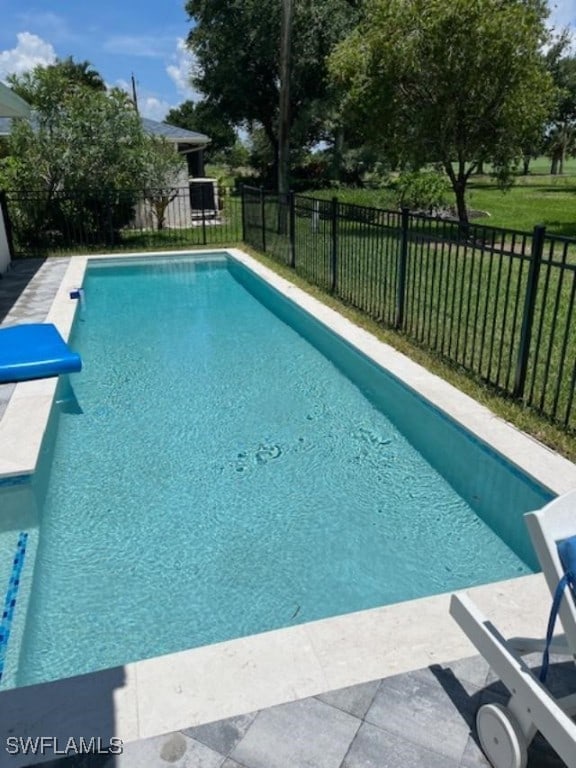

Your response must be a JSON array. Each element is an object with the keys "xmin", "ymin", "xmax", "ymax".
[
  {"xmin": 166, "ymin": 38, "xmax": 201, "ymax": 100},
  {"xmin": 0, "ymin": 32, "xmax": 57, "ymax": 80},
  {"xmin": 112, "ymin": 78, "xmax": 173, "ymax": 121},
  {"xmin": 140, "ymin": 96, "xmax": 174, "ymax": 121}
]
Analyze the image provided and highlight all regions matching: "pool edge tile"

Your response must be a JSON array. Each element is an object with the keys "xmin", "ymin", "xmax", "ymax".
[
  {"xmin": 0, "ymin": 573, "xmax": 555, "ymax": 765},
  {"xmin": 132, "ymin": 623, "xmax": 328, "ymax": 739}
]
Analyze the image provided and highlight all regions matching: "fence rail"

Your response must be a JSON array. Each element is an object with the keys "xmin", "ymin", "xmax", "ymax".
[
  {"xmin": 4, "ymin": 185, "xmax": 242, "ymax": 256},
  {"xmin": 242, "ymin": 185, "xmax": 576, "ymax": 433}
]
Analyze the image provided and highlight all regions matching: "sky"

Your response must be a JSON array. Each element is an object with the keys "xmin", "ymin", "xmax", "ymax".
[
  {"xmin": 0, "ymin": 1, "xmax": 575, "ymax": 124},
  {"xmin": 0, "ymin": 0, "xmax": 200, "ymax": 121}
]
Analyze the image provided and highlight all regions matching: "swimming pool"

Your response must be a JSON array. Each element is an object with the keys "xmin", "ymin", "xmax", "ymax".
[{"xmin": 0, "ymin": 252, "xmax": 553, "ymax": 690}]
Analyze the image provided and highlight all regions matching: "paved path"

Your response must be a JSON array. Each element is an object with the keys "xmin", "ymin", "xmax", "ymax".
[{"xmin": 31, "ymin": 652, "xmax": 573, "ymax": 768}]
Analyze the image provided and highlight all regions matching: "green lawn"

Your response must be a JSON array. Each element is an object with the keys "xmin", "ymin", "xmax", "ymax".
[
  {"xmin": 467, "ymin": 175, "xmax": 576, "ymax": 235},
  {"xmin": 308, "ymin": 158, "xmax": 576, "ymax": 237}
]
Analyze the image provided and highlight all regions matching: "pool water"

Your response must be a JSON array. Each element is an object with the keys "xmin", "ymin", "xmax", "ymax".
[{"xmin": 0, "ymin": 254, "xmax": 551, "ymax": 688}]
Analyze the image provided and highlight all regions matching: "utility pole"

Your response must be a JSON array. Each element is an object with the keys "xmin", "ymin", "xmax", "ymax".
[
  {"xmin": 131, "ymin": 73, "xmax": 139, "ymax": 114},
  {"xmin": 278, "ymin": 0, "xmax": 293, "ymax": 198}
]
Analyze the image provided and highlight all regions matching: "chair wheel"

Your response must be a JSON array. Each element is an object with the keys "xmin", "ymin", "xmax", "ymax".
[{"xmin": 476, "ymin": 703, "xmax": 528, "ymax": 768}]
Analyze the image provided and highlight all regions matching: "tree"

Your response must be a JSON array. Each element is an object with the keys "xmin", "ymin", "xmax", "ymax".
[
  {"xmin": 7, "ymin": 56, "xmax": 105, "ymax": 102},
  {"xmin": 165, "ymin": 99, "xmax": 235, "ymax": 161},
  {"xmin": 184, "ymin": 0, "xmax": 359, "ymax": 184},
  {"xmin": 329, "ymin": 0, "xmax": 555, "ymax": 223},
  {"xmin": 278, "ymin": 0, "xmax": 294, "ymax": 197},
  {"xmin": 544, "ymin": 43, "xmax": 576, "ymax": 174},
  {"xmin": 0, "ymin": 65, "xmax": 147, "ymax": 244},
  {"xmin": 140, "ymin": 136, "xmax": 186, "ymax": 230},
  {"xmin": 2, "ymin": 67, "xmax": 143, "ymax": 195}
]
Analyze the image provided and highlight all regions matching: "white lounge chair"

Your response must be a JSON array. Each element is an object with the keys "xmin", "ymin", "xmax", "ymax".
[{"xmin": 450, "ymin": 489, "xmax": 576, "ymax": 768}]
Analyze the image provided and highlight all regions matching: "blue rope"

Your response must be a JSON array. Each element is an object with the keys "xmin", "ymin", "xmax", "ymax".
[{"xmin": 540, "ymin": 570, "xmax": 576, "ymax": 684}]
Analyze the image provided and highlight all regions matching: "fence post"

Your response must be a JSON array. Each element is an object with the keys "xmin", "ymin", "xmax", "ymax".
[
  {"xmin": 514, "ymin": 224, "xmax": 545, "ymax": 398},
  {"xmin": 106, "ymin": 194, "xmax": 115, "ymax": 246},
  {"xmin": 330, "ymin": 196, "xmax": 338, "ymax": 294},
  {"xmin": 0, "ymin": 191, "xmax": 15, "ymax": 261},
  {"xmin": 395, "ymin": 207, "xmax": 410, "ymax": 329},
  {"xmin": 201, "ymin": 183, "xmax": 207, "ymax": 246},
  {"xmin": 259, "ymin": 186, "xmax": 267, "ymax": 253},
  {"xmin": 240, "ymin": 184, "xmax": 246, "ymax": 243},
  {"xmin": 288, "ymin": 190, "xmax": 296, "ymax": 268}
]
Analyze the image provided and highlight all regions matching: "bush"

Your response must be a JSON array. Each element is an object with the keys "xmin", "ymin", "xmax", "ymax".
[{"xmin": 391, "ymin": 170, "xmax": 450, "ymax": 213}]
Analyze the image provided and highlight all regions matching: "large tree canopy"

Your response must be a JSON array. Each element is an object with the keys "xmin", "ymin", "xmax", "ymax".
[
  {"xmin": 2, "ymin": 66, "xmax": 144, "ymax": 196},
  {"xmin": 184, "ymin": 0, "xmax": 359, "ymax": 182},
  {"xmin": 329, "ymin": 0, "xmax": 555, "ymax": 222},
  {"xmin": 1, "ymin": 63, "xmax": 185, "ymax": 242},
  {"xmin": 544, "ymin": 39, "xmax": 576, "ymax": 174},
  {"xmin": 7, "ymin": 56, "xmax": 106, "ymax": 103}
]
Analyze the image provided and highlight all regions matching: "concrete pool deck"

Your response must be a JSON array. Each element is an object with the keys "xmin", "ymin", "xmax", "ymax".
[{"xmin": 0, "ymin": 250, "xmax": 575, "ymax": 767}]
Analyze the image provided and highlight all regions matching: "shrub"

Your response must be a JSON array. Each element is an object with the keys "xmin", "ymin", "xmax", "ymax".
[{"xmin": 392, "ymin": 170, "xmax": 450, "ymax": 213}]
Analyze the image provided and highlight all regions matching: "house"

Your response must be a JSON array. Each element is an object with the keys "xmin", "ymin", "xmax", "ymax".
[
  {"xmin": 140, "ymin": 117, "xmax": 209, "ymax": 179},
  {"xmin": 138, "ymin": 118, "xmax": 219, "ymax": 227}
]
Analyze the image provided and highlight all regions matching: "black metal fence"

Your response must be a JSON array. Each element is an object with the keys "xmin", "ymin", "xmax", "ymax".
[
  {"xmin": 242, "ymin": 185, "xmax": 576, "ymax": 432},
  {"xmin": 4, "ymin": 185, "xmax": 242, "ymax": 256}
]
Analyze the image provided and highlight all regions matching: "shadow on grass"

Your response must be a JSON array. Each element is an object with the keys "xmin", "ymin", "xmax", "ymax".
[{"xmin": 537, "ymin": 221, "xmax": 576, "ymax": 239}]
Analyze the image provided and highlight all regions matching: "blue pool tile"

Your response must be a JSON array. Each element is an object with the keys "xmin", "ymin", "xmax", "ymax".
[
  {"xmin": 0, "ymin": 474, "xmax": 32, "ymax": 488},
  {"xmin": 0, "ymin": 532, "xmax": 29, "ymax": 683}
]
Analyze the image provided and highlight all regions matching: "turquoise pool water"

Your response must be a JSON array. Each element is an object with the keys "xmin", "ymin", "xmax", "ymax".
[{"xmin": 0, "ymin": 253, "xmax": 552, "ymax": 688}]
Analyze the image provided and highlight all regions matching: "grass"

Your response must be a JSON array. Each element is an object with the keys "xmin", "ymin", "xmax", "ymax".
[
  {"xmin": 467, "ymin": 176, "xmax": 576, "ymax": 236},
  {"xmin": 308, "ymin": 156, "xmax": 576, "ymax": 237}
]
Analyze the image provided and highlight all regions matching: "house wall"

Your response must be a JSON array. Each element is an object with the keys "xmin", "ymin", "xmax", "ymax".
[
  {"xmin": 133, "ymin": 166, "xmax": 219, "ymax": 230},
  {"xmin": 133, "ymin": 166, "xmax": 194, "ymax": 230},
  {"xmin": 0, "ymin": 203, "xmax": 11, "ymax": 274}
]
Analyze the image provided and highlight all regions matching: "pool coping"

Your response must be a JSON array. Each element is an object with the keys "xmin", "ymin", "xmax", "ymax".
[{"xmin": 0, "ymin": 247, "xmax": 575, "ymax": 764}]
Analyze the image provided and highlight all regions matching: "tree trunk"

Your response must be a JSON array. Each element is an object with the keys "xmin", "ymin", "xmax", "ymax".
[
  {"xmin": 443, "ymin": 161, "xmax": 469, "ymax": 227},
  {"xmin": 278, "ymin": 0, "xmax": 293, "ymax": 200},
  {"xmin": 477, "ymin": 159, "xmax": 485, "ymax": 175},
  {"xmin": 331, "ymin": 125, "xmax": 345, "ymax": 182},
  {"xmin": 454, "ymin": 183, "xmax": 468, "ymax": 226},
  {"xmin": 550, "ymin": 148, "xmax": 564, "ymax": 176},
  {"xmin": 522, "ymin": 155, "xmax": 531, "ymax": 175}
]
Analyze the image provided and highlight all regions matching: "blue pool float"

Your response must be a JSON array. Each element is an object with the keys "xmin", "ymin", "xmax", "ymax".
[{"xmin": 0, "ymin": 323, "xmax": 82, "ymax": 383}]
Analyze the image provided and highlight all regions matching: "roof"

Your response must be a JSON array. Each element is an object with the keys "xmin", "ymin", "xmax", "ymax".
[
  {"xmin": 141, "ymin": 117, "xmax": 210, "ymax": 145},
  {"xmin": 0, "ymin": 82, "xmax": 31, "ymax": 118},
  {"xmin": 0, "ymin": 115, "xmax": 210, "ymax": 145}
]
